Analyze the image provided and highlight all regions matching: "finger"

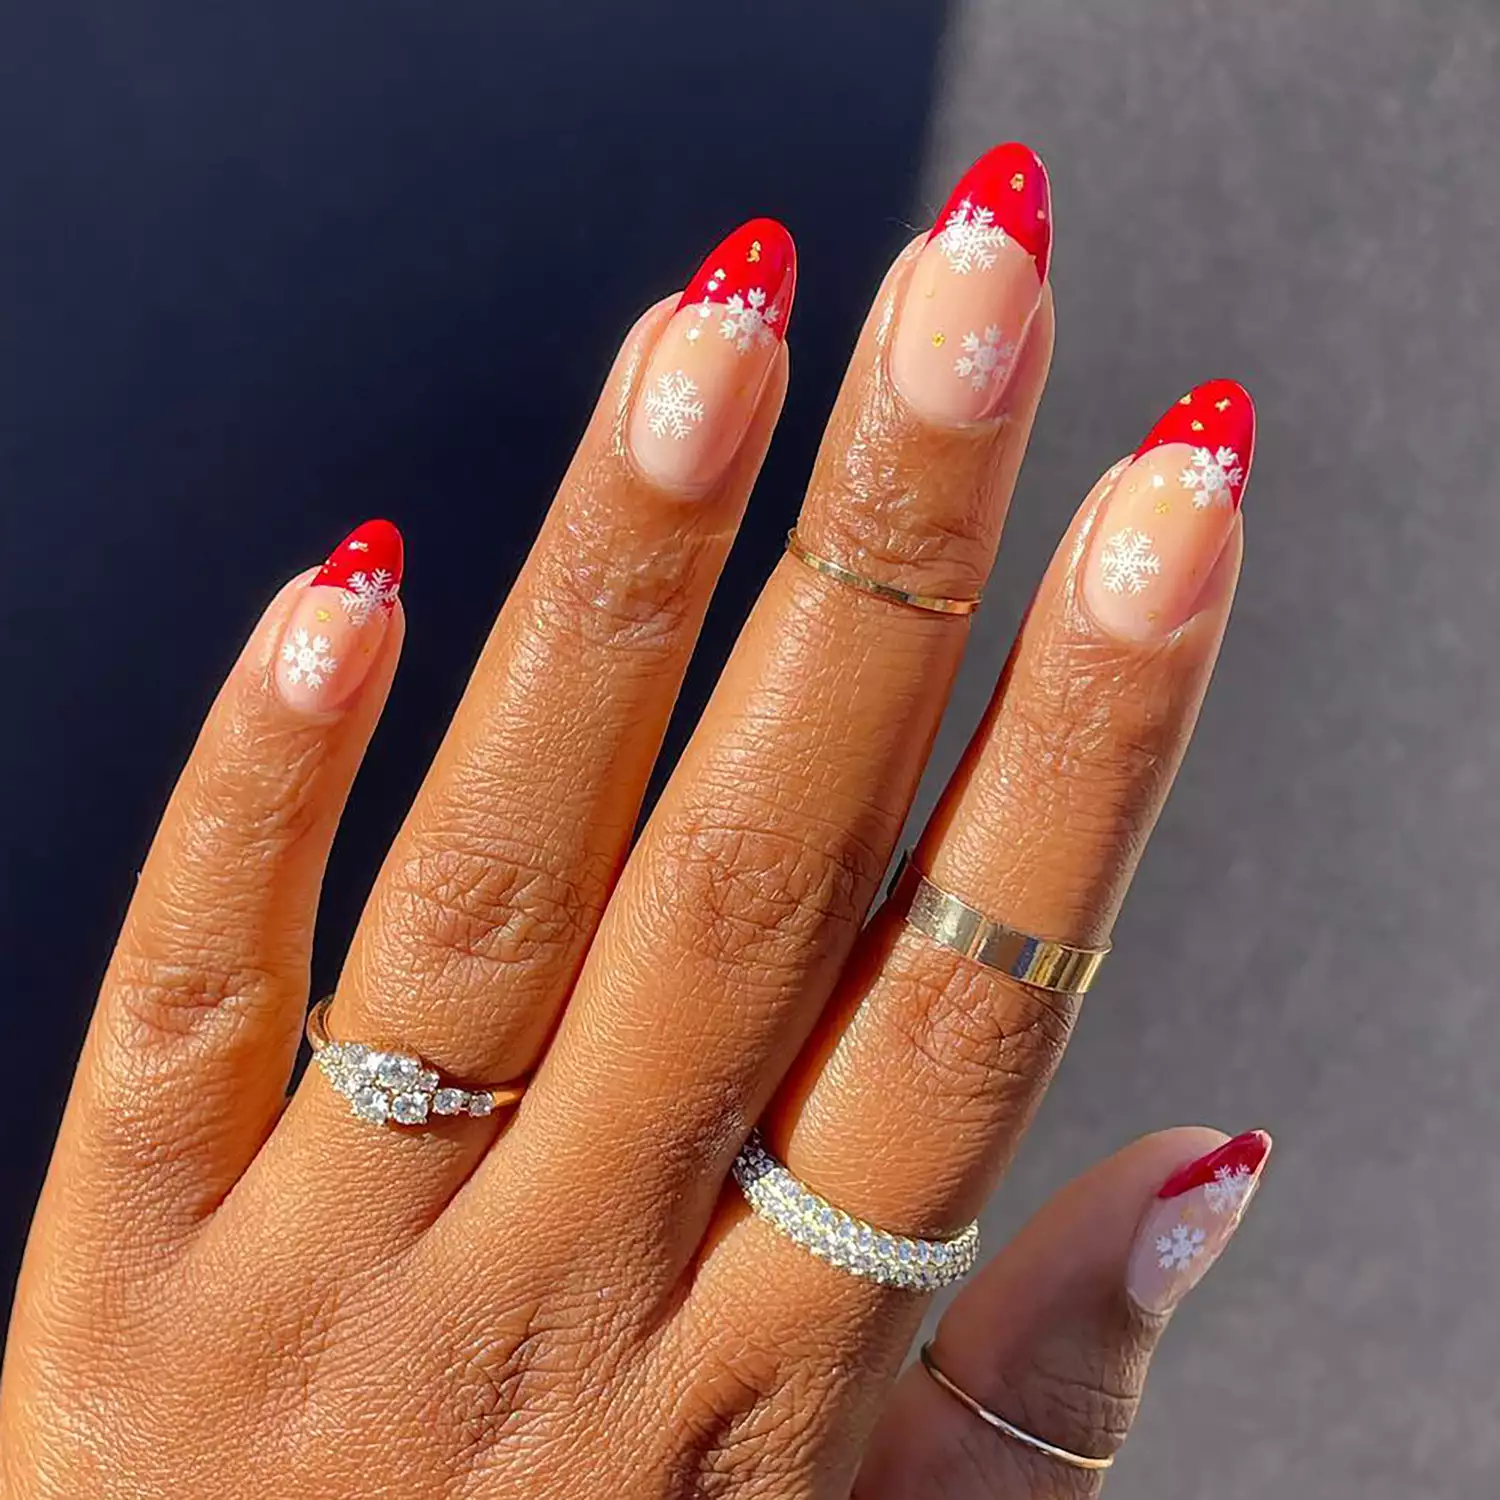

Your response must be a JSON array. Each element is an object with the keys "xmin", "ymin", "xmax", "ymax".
[
  {"xmin": 470, "ymin": 145, "xmax": 1055, "ymax": 1270},
  {"xmin": 51, "ymin": 522, "xmax": 403, "ymax": 1238},
  {"xmin": 856, "ymin": 1128, "xmax": 1273, "ymax": 1497},
  {"xmin": 686, "ymin": 381, "xmax": 1253, "ymax": 1452},
  {"xmin": 250, "ymin": 223, "xmax": 793, "ymax": 1218}
]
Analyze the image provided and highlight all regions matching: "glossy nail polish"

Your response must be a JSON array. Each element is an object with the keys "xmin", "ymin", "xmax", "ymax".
[
  {"xmin": 890, "ymin": 142, "xmax": 1051, "ymax": 424},
  {"xmin": 628, "ymin": 218, "xmax": 796, "ymax": 494},
  {"xmin": 275, "ymin": 519, "xmax": 403, "ymax": 712},
  {"xmin": 1082, "ymin": 379, "xmax": 1256, "ymax": 641},
  {"xmin": 1126, "ymin": 1130, "xmax": 1272, "ymax": 1314}
]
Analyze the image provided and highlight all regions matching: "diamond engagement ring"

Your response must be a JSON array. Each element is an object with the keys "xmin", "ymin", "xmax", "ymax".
[
  {"xmin": 306, "ymin": 997, "xmax": 527, "ymax": 1128},
  {"xmin": 732, "ymin": 1131, "xmax": 980, "ymax": 1291}
]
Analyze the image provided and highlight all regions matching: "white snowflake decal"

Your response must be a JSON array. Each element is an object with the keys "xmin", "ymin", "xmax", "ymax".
[
  {"xmin": 1099, "ymin": 528, "xmax": 1162, "ymax": 595},
  {"xmin": 643, "ymin": 370, "xmax": 706, "ymax": 441},
  {"xmin": 1179, "ymin": 445, "xmax": 1243, "ymax": 509},
  {"xmin": 1204, "ymin": 1164, "xmax": 1256, "ymax": 1216},
  {"xmin": 281, "ymin": 629, "xmax": 337, "ymax": 690},
  {"xmin": 1156, "ymin": 1222, "xmax": 1207, "ymax": 1271},
  {"xmin": 717, "ymin": 287, "xmax": 779, "ymax": 353},
  {"xmin": 954, "ymin": 325, "xmax": 1016, "ymax": 392},
  {"xmin": 936, "ymin": 197, "xmax": 1008, "ymax": 275},
  {"xmin": 340, "ymin": 568, "xmax": 399, "ymax": 627}
]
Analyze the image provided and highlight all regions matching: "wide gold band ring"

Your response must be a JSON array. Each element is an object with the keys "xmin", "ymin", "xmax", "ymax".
[
  {"xmin": 889, "ymin": 857, "xmax": 1109, "ymax": 996},
  {"xmin": 306, "ymin": 997, "xmax": 527, "ymax": 1128},
  {"xmin": 919, "ymin": 1342, "xmax": 1116, "ymax": 1472},
  {"xmin": 784, "ymin": 529, "xmax": 983, "ymax": 616}
]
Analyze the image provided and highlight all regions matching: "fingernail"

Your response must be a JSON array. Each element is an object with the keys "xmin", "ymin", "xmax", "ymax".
[
  {"xmin": 628, "ymin": 217, "xmax": 796, "ymax": 494},
  {"xmin": 889, "ymin": 142, "xmax": 1051, "ymax": 425},
  {"xmin": 274, "ymin": 519, "xmax": 403, "ymax": 713},
  {"xmin": 1126, "ymin": 1130, "xmax": 1272, "ymax": 1315},
  {"xmin": 1082, "ymin": 379, "xmax": 1256, "ymax": 641}
]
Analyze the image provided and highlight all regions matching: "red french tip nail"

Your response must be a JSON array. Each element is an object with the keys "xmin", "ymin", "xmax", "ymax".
[
  {"xmin": 1134, "ymin": 379, "xmax": 1257, "ymax": 510},
  {"xmin": 927, "ymin": 141, "xmax": 1052, "ymax": 284},
  {"xmin": 1157, "ymin": 1130, "xmax": 1273, "ymax": 1201},
  {"xmin": 313, "ymin": 519, "xmax": 404, "ymax": 610},
  {"xmin": 677, "ymin": 217, "xmax": 797, "ymax": 343}
]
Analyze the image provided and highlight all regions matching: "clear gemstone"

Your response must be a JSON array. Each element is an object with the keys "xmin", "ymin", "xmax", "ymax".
[
  {"xmin": 416, "ymin": 1069, "xmax": 440, "ymax": 1093},
  {"xmin": 432, "ymin": 1088, "xmax": 467, "ymax": 1116},
  {"xmin": 466, "ymin": 1091, "xmax": 495, "ymax": 1118},
  {"xmin": 391, "ymin": 1092, "xmax": 430, "ymax": 1125},
  {"xmin": 351, "ymin": 1086, "xmax": 389, "ymax": 1125},
  {"xmin": 376, "ymin": 1053, "xmax": 420, "ymax": 1090}
]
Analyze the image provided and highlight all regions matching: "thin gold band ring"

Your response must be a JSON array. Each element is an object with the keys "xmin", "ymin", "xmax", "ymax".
[
  {"xmin": 919, "ymin": 1342, "xmax": 1116, "ymax": 1472},
  {"xmin": 784, "ymin": 529, "xmax": 983, "ymax": 616}
]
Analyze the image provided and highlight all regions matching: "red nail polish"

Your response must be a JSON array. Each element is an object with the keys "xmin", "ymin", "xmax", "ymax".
[
  {"xmin": 1134, "ymin": 378, "xmax": 1257, "ymax": 511},
  {"xmin": 629, "ymin": 218, "xmax": 796, "ymax": 493},
  {"xmin": 313, "ymin": 518, "xmax": 405, "ymax": 614},
  {"xmin": 275, "ymin": 519, "xmax": 403, "ymax": 712},
  {"xmin": 1157, "ymin": 1130, "xmax": 1273, "ymax": 1202},
  {"xmin": 677, "ymin": 217, "xmax": 797, "ymax": 347},
  {"xmin": 927, "ymin": 142, "xmax": 1052, "ymax": 283}
]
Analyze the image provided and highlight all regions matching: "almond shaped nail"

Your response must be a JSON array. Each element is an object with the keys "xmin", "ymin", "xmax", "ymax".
[
  {"xmin": 890, "ymin": 142, "xmax": 1051, "ymax": 425},
  {"xmin": 1082, "ymin": 379, "xmax": 1256, "ymax": 641},
  {"xmin": 628, "ymin": 217, "xmax": 796, "ymax": 494},
  {"xmin": 1126, "ymin": 1130, "xmax": 1272, "ymax": 1315},
  {"xmin": 275, "ymin": 519, "xmax": 403, "ymax": 713}
]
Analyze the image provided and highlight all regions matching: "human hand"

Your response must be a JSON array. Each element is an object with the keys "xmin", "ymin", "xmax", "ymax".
[{"xmin": 1, "ymin": 143, "xmax": 1266, "ymax": 1497}]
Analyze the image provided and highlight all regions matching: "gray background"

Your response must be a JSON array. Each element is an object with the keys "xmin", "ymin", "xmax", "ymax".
[
  {"xmin": 1, "ymin": 1, "xmax": 1496, "ymax": 1495},
  {"xmin": 912, "ymin": 3, "xmax": 1500, "ymax": 1497}
]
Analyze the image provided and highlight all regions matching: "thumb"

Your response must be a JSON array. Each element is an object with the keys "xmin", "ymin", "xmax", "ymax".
[{"xmin": 856, "ymin": 1126, "xmax": 1272, "ymax": 1498}]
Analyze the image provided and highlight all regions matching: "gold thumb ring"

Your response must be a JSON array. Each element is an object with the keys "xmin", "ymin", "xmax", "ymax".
[
  {"xmin": 889, "ymin": 857, "xmax": 1109, "ymax": 996},
  {"xmin": 784, "ymin": 529, "xmax": 983, "ymax": 616},
  {"xmin": 919, "ymin": 1342, "xmax": 1115, "ymax": 1472}
]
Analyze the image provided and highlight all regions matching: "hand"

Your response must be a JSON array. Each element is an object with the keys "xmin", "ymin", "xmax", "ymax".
[{"xmin": 1, "ymin": 143, "xmax": 1266, "ymax": 1497}]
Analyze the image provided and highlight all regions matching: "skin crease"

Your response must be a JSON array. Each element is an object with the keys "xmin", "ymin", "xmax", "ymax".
[{"xmin": 0, "ymin": 209, "xmax": 1247, "ymax": 1497}]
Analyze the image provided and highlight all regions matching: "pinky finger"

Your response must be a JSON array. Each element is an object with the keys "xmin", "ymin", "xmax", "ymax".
[
  {"xmin": 56, "ymin": 521, "xmax": 405, "ymax": 1236},
  {"xmin": 856, "ymin": 1127, "xmax": 1273, "ymax": 1498}
]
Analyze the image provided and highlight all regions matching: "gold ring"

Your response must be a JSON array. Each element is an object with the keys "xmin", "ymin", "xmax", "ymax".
[
  {"xmin": 889, "ymin": 857, "xmax": 1109, "ymax": 995},
  {"xmin": 306, "ymin": 997, "xmax": 527, "ymax": 1128},
  {"xmin": 919, "ymin": 1342, "xmax": 1116, "ymax": 1472},
  {"xmin": 784, "ymin": 529, "xmax": 983, "ymax": 616}
]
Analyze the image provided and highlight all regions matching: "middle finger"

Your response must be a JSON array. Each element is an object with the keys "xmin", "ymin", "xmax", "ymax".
[{"xmin": 467, "ymin": 143, "xmax": 1056, "ymax": 1269}]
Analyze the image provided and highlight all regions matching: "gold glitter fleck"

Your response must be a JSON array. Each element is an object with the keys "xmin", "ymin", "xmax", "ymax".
[
  {"xmin": 1155, "ymin": 500, "xmax": 1171, "ymax": 515},
  {"xmin": 1215, "ymin": 397, "xmax": 1231, "ymax": 411},
  {"xmin": 748, "ymin": 239, "xmax": 762, "ymax": 263},
  {"xmin": 1179, "ymin": 393, "xmax": 1193, "ymax": 405},
  {"xmin": 1146, "ymin": 610, "xmax": 1160, "ymax": 622},
  {"xmin": 931, "ymin": 331, "xmax": 946, "ymax": 347},
  {"xmin": 1010, "ymin": 172, "xmax": 1025, "ymax": 191},
  {"xmin": 1191, "ymin": 419, "xmax": 1205, "ymax": 431},
  {"xmin": 315, "ymin": 608, "xmax": 331, "ymax": 622}
]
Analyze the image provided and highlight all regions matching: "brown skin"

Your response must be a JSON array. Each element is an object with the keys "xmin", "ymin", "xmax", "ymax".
[{"xmin": 1, "ymin": 235, "xmax": 1238, "ymax": 1497}]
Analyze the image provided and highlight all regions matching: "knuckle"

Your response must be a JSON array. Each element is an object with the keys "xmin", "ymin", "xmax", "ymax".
[
  {"xmin": 645, "ymin": 813, "xmax": 880, "ymax": 976},
  {"xmin": 105, "ymin": 939, "xmax": 287, "ymax": 1050},
  {"xmin": 878, "ymin": 936, "xmax": 1075, "ymax": 1119},
  {"xmin": 667, "ymin": 1314, "xmax": 830, "ymax": 1499},
  {"xmin": 379, "ymin": 832, "xmax": 606, "ymax": 993},
  {"xmin": 537, "ymin": 491, "xmax": 709, "ymax": 655},
  {"xmin": 802, "ymin": 413, "xmax": 1002, "ymax": 598}
]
